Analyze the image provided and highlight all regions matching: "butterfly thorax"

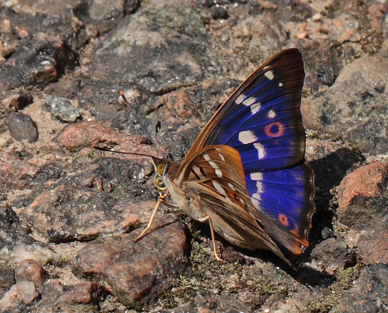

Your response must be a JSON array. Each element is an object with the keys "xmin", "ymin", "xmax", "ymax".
[{"xmin": 162, "ymin": 161, "xmax": 208, "ymax": 221}]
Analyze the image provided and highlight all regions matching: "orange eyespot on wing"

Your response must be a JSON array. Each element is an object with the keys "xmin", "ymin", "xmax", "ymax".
[
  {"xmin": 278, "ymin": 213, "xmax": 290, "ymax": 227},
  {"xmin": 264, "ymin": 121, "xmax": 285, "ymax": 138}
]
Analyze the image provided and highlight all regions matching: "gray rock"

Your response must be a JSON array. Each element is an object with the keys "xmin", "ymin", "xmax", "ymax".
[
  {"xmin": 333, "ymin": 264, "xmax": 388, "ymax": 313},
  {"xmin": 91, "ymin": 0, "xmax": 223, "ymax": 93},
  {"xmin": 303, "ymin": 55, "xmax": 388, "ymax": 155},
  {"xmin": 0, "ymin": 12, "xmax": 78, "ymax": 93},
  {"xmin": 8, "ymin": 113, "xmax": 39, "ymax": 143},
  {"xmin": 44, "ymin": 96, "xmax": 81, "ymax": 123},
  {"xmin": 0, "ymin": 267, "xmax": 15, "ymax": 301},
  {"xmin": 311, "ymin": 237, "xmax": 355, "ymax": 275}
]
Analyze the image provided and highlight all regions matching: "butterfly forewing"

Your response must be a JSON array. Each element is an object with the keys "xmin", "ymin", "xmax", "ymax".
[
  {"xmin": 186, "ymin": 49, "xmax": 305, "ymax": 163},
  {"xmin": 207, "ymin": 50, "xmax": 305, "ymax": 171}
]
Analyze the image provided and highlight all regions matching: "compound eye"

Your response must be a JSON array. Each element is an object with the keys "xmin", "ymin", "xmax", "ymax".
[{"xmin": 156, "ymin": 163, "xmax": 165, "ymax": 175}]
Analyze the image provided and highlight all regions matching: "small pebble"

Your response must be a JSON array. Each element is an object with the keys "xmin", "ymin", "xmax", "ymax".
[
  {"xmin": 311, "ymin": 13, "xmax": 323, "ymax": 21},
  {"xmin": 0, "ymin": 19, "xmax": 11, "ymax": 33},
  {"xmin": 15, "ymin": 259, "xmax": 46, "ymax": 287},
  {"xmin": 44, "ymin": 96, "xmax": 81, "ymax": 123},
  {"xmin": 2, "ymin": 93, "xmax": 33, "ymax": 111},
  {"xmin": 8, "ymin": 113, "xmax": 39, "ymax": 143},
  {"xmin": 0, "ymin": 281, "xmax": 39, "ymax": 311}
]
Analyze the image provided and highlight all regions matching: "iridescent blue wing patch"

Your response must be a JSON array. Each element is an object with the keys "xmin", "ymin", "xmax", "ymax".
[{"xmin": 245, "ymin": 162, "xmax": 314, "ymax": 252}]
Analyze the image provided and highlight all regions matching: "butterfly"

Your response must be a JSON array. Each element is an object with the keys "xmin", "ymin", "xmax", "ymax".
[{"xmin": 131, "ymin": 48, "xmax": 315, "ymax": 269}]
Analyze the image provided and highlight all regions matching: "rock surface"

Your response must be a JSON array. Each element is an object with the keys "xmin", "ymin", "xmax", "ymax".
[
  {"xmin": 72, "ymin": 218, "xmax": 190, "ymax": 308},
  {"xmin": 1, "ymin": 0, "xmax": 387, "ymax": 311},
  {"xmin": 302, "ymin": 55, "xmax": 388, "ymax": 154}
]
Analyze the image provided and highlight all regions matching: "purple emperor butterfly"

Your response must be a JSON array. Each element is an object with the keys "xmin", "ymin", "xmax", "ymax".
[{"xmin": 133, "ymin": 48, "xmax": 315, "ymax": 268}]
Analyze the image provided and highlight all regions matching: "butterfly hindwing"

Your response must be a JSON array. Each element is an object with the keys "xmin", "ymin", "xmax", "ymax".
[
  {"xmin": 174, "ymin": 145, "xmax": 290, "ymax": 263},
  {"xmin": 246, "ymin": 161, "xmax": 315, "ymax": 253}
]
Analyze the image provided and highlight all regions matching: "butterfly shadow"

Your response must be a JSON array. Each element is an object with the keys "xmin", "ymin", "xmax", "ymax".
[
  {"xmin": 219, "ymin": 236, "xmax": 336, "ymax": 288},
  {"xmin": 190, "ymin": 219, "xmax": 320, "ymax": 275},
  {"xmin": 295, "ymin": 146, "xmax": 363, "ymax": 287},
  {"xmin": 307, "ymin": 147, "xmax": 364, "ymax": 246}
]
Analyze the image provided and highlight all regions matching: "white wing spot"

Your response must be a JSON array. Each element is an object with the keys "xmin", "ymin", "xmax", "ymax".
[
  {"xmin": 236, "ymin": 94, "xmax": 245, "ymax": 104},
  {"xmin": 242, "ymin": 97, "xmax": 256, "ymax": 106},
  {"xmin": 265, "ymin": 70, "xmax": 275, "ymax": 80},
  {"xmin": 250, "ymin": 172, "xmax": 263, "ymax": 181},
  {"xmin": 192, "ymin": 166, "xmax": 202, "ymax": 178},
  {"xmin": 212, "ymin": 181, "xmax": 227, "ymax": 197},
  {"xmin": 253, "ymin": 142, "xmax": 266, "ymax": 159},
  {"xmin": 238, "ymin": 130, "xmax": 257, "ymax": 144},
  {"xmin": 256, "ymin": 181, "xmax": 264, "ymax": 193},
  {"xmin": 250, "ymin": 102, "xmax": 261, "ymax": 114},
  {"xmin": 203, "ymin": 154, "xmax": 210, "ymax": 161},
  {"xmin": 267, "ymin": 110, "xmax": 276, "ymax": 118},
  {"xmin": 218, "ymin": 153, "xmax": 225, "ymax": 162},
  {"xmin": 252, "ymin": 194, "xmax": 261, "ymax": 204},
  {"xmin": 227, "ymin": 182, "xmax": 236, "ymax": 191},
  {"xmin": 215, "ymin": 169, "xmax": 223, "ymax": 178},
  {"xmin": 279, "ymin": 82, "xmax": 283, "ymax": 87},
  {"xmin": 209, "ymin": 161, "xmax": 219, "ymax": 169}
]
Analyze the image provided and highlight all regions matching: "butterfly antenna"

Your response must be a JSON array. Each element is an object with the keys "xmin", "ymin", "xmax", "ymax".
[
  {"xmin": 120, "ymin": 91, "xmax": 155, "ymax": 146},
  {"xmin": 92, "ymin": 145, "xmax": 161, "ymax": 160}
]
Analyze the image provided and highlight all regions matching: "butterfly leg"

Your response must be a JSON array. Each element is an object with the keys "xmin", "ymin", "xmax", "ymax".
[
  {"xmin": 134, "ymin": 190, "xmax": 169, "ymax": 242},
  {"xmin": 198, "ymin": 216, "xmax": 223, "ymax": 262}
]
